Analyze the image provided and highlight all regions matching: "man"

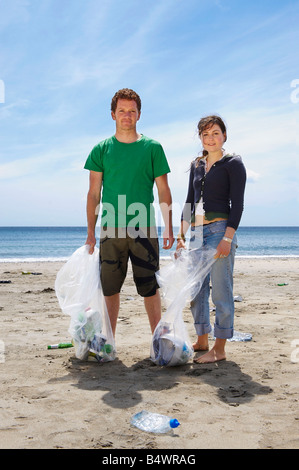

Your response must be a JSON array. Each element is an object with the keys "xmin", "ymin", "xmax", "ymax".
[{"xmin": 84, "ymin": 88, "xmax": 174, "ymax": 338}]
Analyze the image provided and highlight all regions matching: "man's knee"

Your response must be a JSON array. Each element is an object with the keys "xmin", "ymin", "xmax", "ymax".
[{"xmin": 137, "ymin": 283, "xmax": 159, "ymax": 297}]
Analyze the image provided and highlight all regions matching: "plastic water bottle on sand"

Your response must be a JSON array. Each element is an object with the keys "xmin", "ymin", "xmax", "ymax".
[
  {"xmin": 131, "ymin": 410, "xmax": 180, "ymax": 434},
  {"xmin": 228, "ymin": 331, "xmax": 252, "ymax": 342}
]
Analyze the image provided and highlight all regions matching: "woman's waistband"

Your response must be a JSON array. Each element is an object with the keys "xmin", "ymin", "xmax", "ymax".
[{"xmin": 191, "ymin": 220, "xmax": 228, "ymax": 230}]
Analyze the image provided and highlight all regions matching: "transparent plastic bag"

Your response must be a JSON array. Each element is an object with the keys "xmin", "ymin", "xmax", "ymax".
[
  {"xmin": 151, "ymin": 246, "xmax": 216, "ymax": 366},
  {"xmin": 156, "ymin": 247, "xmax": 216, "ymax": 307},
  {"xmin": 55, "ymin": 245, "xmax": 115, "ymax": 362}
]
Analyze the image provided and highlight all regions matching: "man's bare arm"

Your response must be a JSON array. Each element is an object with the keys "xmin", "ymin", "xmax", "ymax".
[
  {"xmin": 155, "ymin": 174, "xmax": 174, "ymax": 249},
  {"xmin": 86, "ymin": 170, "xmax": 103, "ymax": 254}
]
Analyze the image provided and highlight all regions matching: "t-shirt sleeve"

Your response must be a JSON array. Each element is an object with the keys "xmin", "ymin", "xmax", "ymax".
[
  {"xmin": 152, "ymin": 142, "xmax": 170, "ymax": 178},
  {"xmin": 84, "ymin": 145, "xmax": 103, "ymax": 172}
]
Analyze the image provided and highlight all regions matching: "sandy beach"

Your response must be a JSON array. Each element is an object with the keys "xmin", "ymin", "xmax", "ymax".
[{"xmin": 0, "ymin": 257, "xmax": 298, "ymax": 450}]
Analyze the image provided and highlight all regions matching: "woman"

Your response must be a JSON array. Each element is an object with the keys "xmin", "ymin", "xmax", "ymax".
[{"xmin": 177, "ymin": 115, "xmax": 246, "ymax": 363}]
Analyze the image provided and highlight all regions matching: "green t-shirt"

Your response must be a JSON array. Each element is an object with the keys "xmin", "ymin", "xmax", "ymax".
[{"xmin": 84, "ymin": 135, "xmax": 170, "ymax": 228}]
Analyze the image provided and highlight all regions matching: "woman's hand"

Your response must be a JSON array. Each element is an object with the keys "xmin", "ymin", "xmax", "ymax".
[
  {"xmin": 176, "ymin": 238, "xmax": 186, "ymax": 250},
  {"xmin": 214, "ymin": 238, "xmax": 231, "ymax": 259},
  {"xmin": 175, "ymin": 238, "xmax": 186, "ymax": 258}
]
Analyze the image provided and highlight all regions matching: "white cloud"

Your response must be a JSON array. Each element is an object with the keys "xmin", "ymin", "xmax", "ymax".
[{"xmin": 246, "ymin": 169, "xmax": 261, "ymax": 183}]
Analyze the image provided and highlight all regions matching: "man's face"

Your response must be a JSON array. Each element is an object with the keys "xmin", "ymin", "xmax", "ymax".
[{"xmin": 111, "ymin": 99, "xmax": 141, "ymax": 131}]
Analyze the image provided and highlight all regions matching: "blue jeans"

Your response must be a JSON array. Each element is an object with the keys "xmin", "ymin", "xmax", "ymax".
[{"xmin": 189, "ymin": 221, "xmax": 237, "ymax": 340}]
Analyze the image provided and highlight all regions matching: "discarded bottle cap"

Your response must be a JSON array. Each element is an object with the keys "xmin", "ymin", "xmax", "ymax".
[{"xmin": 170, "ymin": 418, "xmax": 180, "ymax": 428}]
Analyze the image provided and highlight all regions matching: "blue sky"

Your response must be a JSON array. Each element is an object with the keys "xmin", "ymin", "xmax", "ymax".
[{"xmin": 0, "ymin": 0, "xmax": 298, "ymax": 227}]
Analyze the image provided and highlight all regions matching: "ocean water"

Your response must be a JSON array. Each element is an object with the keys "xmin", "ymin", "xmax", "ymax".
[{"xmin": 0, "ymin": 226, "xmax": 299, "ymax": 262}]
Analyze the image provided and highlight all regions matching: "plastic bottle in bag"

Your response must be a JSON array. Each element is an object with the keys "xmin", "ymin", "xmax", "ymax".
[
  {"xmin": 153, "ymin": 335, "xmax": 193, "ymax": 366},
  {"xmin": 71, "ymin": 308, "xmax": 104, "ymax": 359},
  {"xmin": 151, "ymin": 321, "xmax": 193, "ymax": 366},
  {"xmin": 55, "ymin": 245, "xmax": 116, "ymax": 363},
  {"xmin": 131, "ymin": 410, "xmax": 180, "ymax": 434}
]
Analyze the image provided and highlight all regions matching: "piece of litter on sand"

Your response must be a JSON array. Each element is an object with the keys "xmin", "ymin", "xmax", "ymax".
[
  {"xmin": 228, "ymin": 331, "xmax": 252, "ymax": 342},
  {"xmin": 22, "ymin": 271, "xmax": 42, "ymax": 275},
  {"xmin": 47, "ymin": 343, "xmax": 73, "ymax": 349},
  {"xmin": 211, "ymin": 329, "xmax": 252, "ymax": 342}
]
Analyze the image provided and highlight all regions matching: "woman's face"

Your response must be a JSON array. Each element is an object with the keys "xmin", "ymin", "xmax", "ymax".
[{"xmin": 200, "ymin": 124, "xmax": 226, "ymax": 154}]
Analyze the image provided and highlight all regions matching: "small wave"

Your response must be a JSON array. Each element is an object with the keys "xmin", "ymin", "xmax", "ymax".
[
  {"xmin": 0, "ymin": 257, "xmax": 69, "ymax": 263},
  {"xmin": 235, "ymin": 254, "xmax": 299, "ymax": 259},
  {"xmin": 160, "ymin": 254, "xmax": 299, "ymax": 261},
  {"xmin": 1, "ymin": 253, "xmax": 299, "ymax": 263}
]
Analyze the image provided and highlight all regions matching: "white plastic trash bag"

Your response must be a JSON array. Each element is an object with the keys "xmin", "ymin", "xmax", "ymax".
[
  {"xmin": 150, "ymin": 303, "xmax": 194, "ymax": 367},
  {"xmin": 156, "ymin": 247, "xmax": 216, "ymax": 307},
  {"xmin": 55, "ymin": 245, "xmax": 115, "ymax": 362},
  {"xmin": 151, "ymin": 247, "xmax": 216, "ymax": 367}
]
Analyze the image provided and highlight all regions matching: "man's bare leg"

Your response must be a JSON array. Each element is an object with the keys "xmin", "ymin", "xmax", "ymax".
[
  {"xmin": 144, "ymin": 290, "xmax": 161, "ymax": 334},
  {"xmin": 104, "ymin": 293, "xmax": 120, "ymax": 337},
  {"xmin": 194, "ymin": 338, "xmax": 226, "ymax": 363}
]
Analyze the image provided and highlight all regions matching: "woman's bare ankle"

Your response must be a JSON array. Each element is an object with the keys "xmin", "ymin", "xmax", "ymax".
[{"xmin": 193, "ymin": 334, "xmax": 209, "ymax": 351}]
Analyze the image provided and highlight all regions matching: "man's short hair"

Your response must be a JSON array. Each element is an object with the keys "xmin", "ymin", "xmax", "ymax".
[{"xmin": 111, "ymin": 88, "xmax": 141, "ymax": 113}]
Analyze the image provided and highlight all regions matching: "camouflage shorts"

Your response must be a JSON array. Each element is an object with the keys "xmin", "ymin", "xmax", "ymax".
[{"xmin": 99, "ymin": 228, "xmax": 159, "ymax": 297}]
